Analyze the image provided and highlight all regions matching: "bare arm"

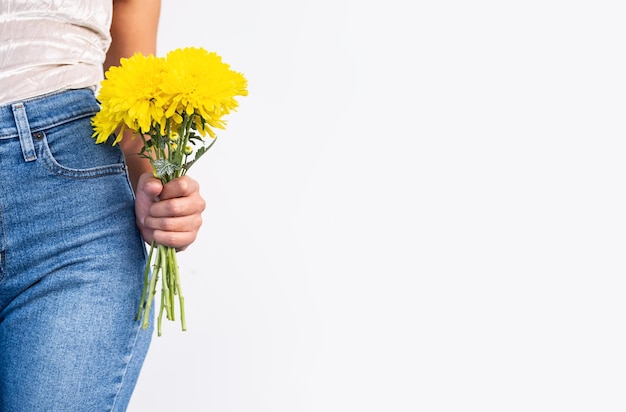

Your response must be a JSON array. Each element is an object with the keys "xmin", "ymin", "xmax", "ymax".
[{"xmin": 106, "ymin": 0, "xmax": 161, "ymax": 190}]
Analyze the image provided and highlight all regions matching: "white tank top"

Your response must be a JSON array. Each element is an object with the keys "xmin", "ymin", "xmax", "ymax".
[{"xmin": 0, "ymin": 0, "xmax": 112, "ymax": 105}]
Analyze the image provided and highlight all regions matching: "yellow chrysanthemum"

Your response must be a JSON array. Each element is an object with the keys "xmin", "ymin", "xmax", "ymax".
[
  {"xmin": 92, "ymin": 53, "xmax": 166, "ymax": 144},
  {"xmin": 158, "ymin": 47, "xmax": 248, "ymax": 137}
]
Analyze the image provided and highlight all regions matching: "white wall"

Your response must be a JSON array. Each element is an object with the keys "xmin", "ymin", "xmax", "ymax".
[{"xmin": 130, "ymin": 1, "xmax": 626, "ymax": 411}]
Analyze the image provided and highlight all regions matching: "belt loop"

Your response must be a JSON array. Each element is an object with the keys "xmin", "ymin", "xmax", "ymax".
[{"xmin": 11, "ymin": 102, "xmax": 36, "ymax": 162}]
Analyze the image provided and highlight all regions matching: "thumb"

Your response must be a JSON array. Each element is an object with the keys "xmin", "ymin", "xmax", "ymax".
[
  {"xmin": 137, "ymin": 172, "xmax": 163, "ymax": 199},
  {"xmin": 135, "ymin": 173, "xmax": 163, "ymax": 229}
]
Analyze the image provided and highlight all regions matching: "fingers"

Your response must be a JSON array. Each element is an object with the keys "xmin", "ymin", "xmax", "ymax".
[
  {"xmin": 147, "ymin": 191, "xmax": 205, "ymax": 218},
  {"xmin": 143, "ymin": 213, "xmax": 203, "ymax": 248},
  {"xmin": 159, "ymin": 175, "xmax": 200, "ymax": 201},
  {"xmin": 136, "ymin": 174, "xmax": 206, "ymax": 250}
]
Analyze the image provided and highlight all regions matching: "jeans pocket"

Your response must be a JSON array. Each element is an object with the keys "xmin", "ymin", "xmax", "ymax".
[{"xmin": 38, "ymin": 114, "xmax": 127, "ymax": 179}]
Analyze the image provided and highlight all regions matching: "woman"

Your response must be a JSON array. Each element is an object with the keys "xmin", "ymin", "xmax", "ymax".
[{"xmin": 0, "ymin": 0, "xmax": 205, "ymax": 410}]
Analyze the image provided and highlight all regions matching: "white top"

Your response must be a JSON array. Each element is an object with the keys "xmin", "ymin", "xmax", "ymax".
[{"xmin": 0, "ymin": 0, "xmax": 112, "ymax": 105}]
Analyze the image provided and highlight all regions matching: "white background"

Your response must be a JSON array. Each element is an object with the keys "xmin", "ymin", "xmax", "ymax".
[{"xmin": 130, "ymin": 1, "xmax": 626, "ymax": 411}]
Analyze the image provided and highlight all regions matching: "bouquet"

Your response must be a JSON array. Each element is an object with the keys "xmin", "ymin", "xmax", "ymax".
[{"xmin": 92, "ymin": 47, "xmax": 247, "ymax": 335}]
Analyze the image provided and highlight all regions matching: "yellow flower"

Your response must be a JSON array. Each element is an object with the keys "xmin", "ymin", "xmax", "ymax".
[
  {"xmin": 158, "ymin": 47, "xmax": 248, "ymax": 137},
  {"xmin": 93, "ymin": 48, "xmax": 248, "ymax": 144},
  {"xmin": 92, "ymin": 53, "xmax": 166, "ymax": 144}
]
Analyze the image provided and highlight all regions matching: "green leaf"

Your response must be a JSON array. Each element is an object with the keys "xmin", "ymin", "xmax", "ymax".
[{"xmin": 153, "ymin": 159, "xmax": 180, "ymax": 179}]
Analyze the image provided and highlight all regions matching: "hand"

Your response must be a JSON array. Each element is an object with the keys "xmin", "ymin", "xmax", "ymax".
[{"xmin": 134, "ymin": 173, "xmax": 206, "ymax": 251}]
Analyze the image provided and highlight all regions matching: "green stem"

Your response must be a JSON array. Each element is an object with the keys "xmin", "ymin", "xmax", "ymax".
[
  {"xmin": 158, "ymin": 290, "xmax": 165, "ymax": 336},
  {"xmin": 141, "ymin": 248, "xmax": 160, "ymax": 330},
  {"xmin": 159, "ymin": 245, "xmax": 173, "ymax": 321},
  {"xmin": 168, "ymin": 247, "xmax": 186, "ymax": 330},
  {"xmin": 136, "ymin": 240, "xmax": 156, "ymax": 321},
  {"xmin": 136, "ymin": 118, "xmax": 194, "ymax": 335}
]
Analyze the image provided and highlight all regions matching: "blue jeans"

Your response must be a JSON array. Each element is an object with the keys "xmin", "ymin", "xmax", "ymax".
[{"xmin": 0, "ymin": 89, "xmax": 153, "ymax": 411}]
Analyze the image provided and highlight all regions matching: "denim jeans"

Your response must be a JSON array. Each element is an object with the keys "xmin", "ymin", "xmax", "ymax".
[{"xmin": 0, "ymin": 89, "xmax": 153, "ymax": 411}]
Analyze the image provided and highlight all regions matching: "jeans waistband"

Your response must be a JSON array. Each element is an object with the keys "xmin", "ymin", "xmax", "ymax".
[{"xmin": 0, "ymin": 88, "xmax": 100, "ymax": 139}]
